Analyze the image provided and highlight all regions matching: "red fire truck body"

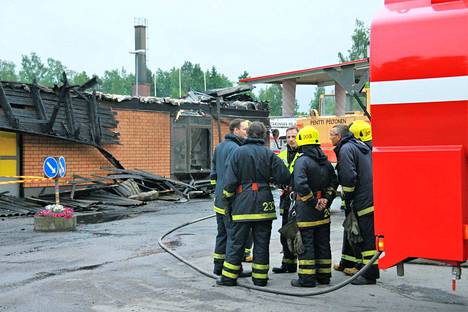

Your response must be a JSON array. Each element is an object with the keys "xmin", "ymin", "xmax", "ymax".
[{"xmin": 371, "ymin": 0, "xmax": 468, "ymax": 270}]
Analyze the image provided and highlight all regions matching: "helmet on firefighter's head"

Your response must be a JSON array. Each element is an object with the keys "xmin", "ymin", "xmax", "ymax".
[
  {"xmin": 349, "ymin": 120, "xmax": 372, "ymax": 142},
  {"xmin": 296, "ymin": 126, "xmax": 320, "ymax": 146}
]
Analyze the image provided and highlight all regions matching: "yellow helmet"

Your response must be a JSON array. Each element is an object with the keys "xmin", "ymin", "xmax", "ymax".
[
  {"xmin": 296, "ymin": 126, "xmax": 320, "ymax": 146},
  {"xmin": 349, "ymin": 120, "xmax": 372, "ymax": 142}
]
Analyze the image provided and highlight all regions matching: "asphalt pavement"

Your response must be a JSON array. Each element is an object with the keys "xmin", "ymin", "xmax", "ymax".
[{"xmin": 0, "ymin": 193, "xmax": 467, "ymax": 312}]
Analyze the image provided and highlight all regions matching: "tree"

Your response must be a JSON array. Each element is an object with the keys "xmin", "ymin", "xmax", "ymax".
[
  {"xmin": 42, "ymin": 58, "xmax": 68, "ymax": 86},
  {"xmin": 238, "ymin": 70, "xmax": 250, "ymax": 80},
  {"xmin": 155, "ymin": 68, "xmax": 171, "ymax": 97},
  {"xmin": 258, "ymin": 85, "xmax": 282, "ymax": 116},
  {"xmin": 0, "ymin": 60, "xmax": 17, "ymax": 81},
  {"xmin": 309, "ymin": 86, "xmax": 325, "ymax": 111},
  {"xmin": 338, "ymin": 19, "xmax": 370, "ymax": 62},
  {"xmin": 19, "ymin": 52, "xmax": 47, "ymax": 83},
  {"xmin": 69, "ymin": 71, "xmax": 91, "ymax": 86},
  {"xmin": 206, "ymin": 66, "xmax": 232, "ymax": 91},
  {"xmin": 100, "ymin": 68, "xmax": 134, "ymax": 95}
]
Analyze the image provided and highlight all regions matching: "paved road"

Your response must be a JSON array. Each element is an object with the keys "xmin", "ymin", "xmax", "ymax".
[{"xmin": 0, "ymin": 195, "xmax": 466, "ymax": 312}]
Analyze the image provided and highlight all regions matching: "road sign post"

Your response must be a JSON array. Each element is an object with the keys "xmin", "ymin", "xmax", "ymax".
[{"xmin": 43, "ymin": 156, "xmax": 67, "ymax": 206}]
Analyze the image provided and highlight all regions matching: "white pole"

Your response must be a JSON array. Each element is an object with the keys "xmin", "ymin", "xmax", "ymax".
[
  {"xmin": 179, "ymin": 68, "xmax": 182, "ymax": 98},
  {"xmin": 204, "ymin": 71, "xmax": 207, "ymax": 91},
  {"xmin": 154, "ymin": 72, "xmax": 157, "ymax": 97},
  {"xmin": 135, "ymin": 56, "xmax": 139, "ymax": 97}
]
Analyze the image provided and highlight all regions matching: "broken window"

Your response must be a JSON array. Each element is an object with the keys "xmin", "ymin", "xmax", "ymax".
[{"xmin": 171, "ymin": 115, "xmax": 211, "ymax": 178}]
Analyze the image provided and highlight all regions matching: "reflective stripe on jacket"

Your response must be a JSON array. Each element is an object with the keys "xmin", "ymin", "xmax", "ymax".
[
  {"xmin": 223, "ymin": 137, "xmax": 291, "ymax": 222},
  {"xmin": 293, "ymin": 145, "xmax": 338, "ymax": 228}
]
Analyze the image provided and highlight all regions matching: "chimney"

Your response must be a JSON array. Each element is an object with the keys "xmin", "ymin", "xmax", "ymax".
[{"xmin": 132, "ymin": 18, "xmax": 150, "ymax": 97}]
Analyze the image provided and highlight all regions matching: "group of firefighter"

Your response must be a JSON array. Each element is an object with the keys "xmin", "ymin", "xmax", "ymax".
[{"xmin": 210, "ymin": 118, "xmax": 378, "ymax": 288}]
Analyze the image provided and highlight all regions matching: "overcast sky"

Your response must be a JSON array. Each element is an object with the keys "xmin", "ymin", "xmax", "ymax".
[{"xmin": 1, "ymin": 0, "xmax": 384, "ymax": 112}]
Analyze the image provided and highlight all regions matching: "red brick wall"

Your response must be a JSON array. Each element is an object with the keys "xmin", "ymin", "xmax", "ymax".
[
  {"xmin": 22, "ymin": 109, "xmax": 171, "ymax": 187},
  {"xmin": 211, "ymin": 119, "xmax": 230, "ymax": 150},
  {"xmin": 107, "ymin": 110, "xmax": 171, "ymax": 175}
]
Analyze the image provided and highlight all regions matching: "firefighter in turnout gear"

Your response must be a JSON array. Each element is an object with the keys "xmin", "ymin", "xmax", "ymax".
[
  {"xmin": 210, "ymin": 119, "xmax": 249, "ymax": 276},
  {"xmin": 330, "ymin": 124, "xmax": 379, "ymax": 285},
  {"xmin": 290, "ymin": 126, "xmax": 338, "ymax": 287},
  {"xmin": 273, "ymin": 127, "xmax": 299, "ymax": 274},
  {"xmin": 216, "ymin": 122, "xmax": 290, "ymax": 287},
  {"xmin": 334, "ymin": 120, "xmax": 372, "ymax": 276}
]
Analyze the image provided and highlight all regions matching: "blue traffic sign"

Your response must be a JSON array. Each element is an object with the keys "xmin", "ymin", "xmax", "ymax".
[
  {"xmin": 58, "ymin": 156, "xmax": 66, "ymax": 178},
  {"xmin": 43, "ymin": 157, "xmax": 58, "ymax": 178}
]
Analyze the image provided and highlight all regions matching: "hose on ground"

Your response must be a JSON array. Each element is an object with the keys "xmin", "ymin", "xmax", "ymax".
[{"xmin": 158, "ymin": 214, "xmax": 382, "ymax": 297}]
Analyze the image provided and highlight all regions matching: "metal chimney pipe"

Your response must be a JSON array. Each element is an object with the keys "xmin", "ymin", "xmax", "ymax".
[{"xmin": 133, "ymin": 18, "xmax": 150, "ymax": 96}]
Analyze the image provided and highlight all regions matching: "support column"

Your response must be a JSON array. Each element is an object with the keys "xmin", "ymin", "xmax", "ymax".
[
  {"xmin": 282, "ymin": 79, "xmax": 296, "ymax": 117},
  {"xmin": 335, "ymin": 82, "xmax": 346, "ymax": 116}
]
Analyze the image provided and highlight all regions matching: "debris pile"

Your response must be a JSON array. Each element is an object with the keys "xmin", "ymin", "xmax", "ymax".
[{"xmin": 0, "ymin": 168, "xmax": 214, "ymax": 218}]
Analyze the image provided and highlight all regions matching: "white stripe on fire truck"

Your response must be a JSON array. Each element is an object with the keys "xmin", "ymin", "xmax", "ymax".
[{"xmin": 370, "ymin": 75, "xmax": 468, "ymax": 105}]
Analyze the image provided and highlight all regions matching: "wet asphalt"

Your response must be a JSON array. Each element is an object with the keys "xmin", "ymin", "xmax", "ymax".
[{"xmin": 0, "ymin": 192, "xmax": 467, "ymax": 312}]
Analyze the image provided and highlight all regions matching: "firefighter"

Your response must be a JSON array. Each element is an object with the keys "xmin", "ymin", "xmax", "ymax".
[
  {"xmin": 272, "ymin": 126, "xmax": 299, "ymax": 274},
  {"xmin": 333, "ymin": 120, "xmax": 372, "ymax": 276},
  {"xmin": 210, "ymin": 119, "xmax": 250, "ymax": 276},
  {"xmin": 349, "ymin": 120, "xmax": 372, "ymax": 149},
  {"xmin": 330, "ymin": 124, "xmax": 379, "ymax": 285},
  {"xmin": 217, "ymin": 122, "xmax": 290, "ymax": 287},
  {"xmin": 290, "ymin": 126, "xmax": 338, "ymax": 287}
]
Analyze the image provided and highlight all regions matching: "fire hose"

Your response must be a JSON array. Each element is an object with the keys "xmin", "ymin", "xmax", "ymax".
[{"xmin": 158, "ymin": 214, "xmax": 382, "ymax": 297}]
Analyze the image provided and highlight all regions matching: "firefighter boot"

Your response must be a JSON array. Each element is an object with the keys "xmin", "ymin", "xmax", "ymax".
[
  {"xmin": 351, "ymin": 276, "xmax": 376, "ymax": 285},
  {"xmin": 316, "ymin": 277, "xmax": 330, "ymax": 285},
  {"xmin": 291, "ymin": 279, "xmax": 316, "ymax": 288},
  {"xmin": 343, "ymin": 267, "xmax": 359, "ymax": 276},
  {"xmin": 333, "ymin": 263, "xmax": 345, "ymax": 272},
  {"xmin": 272, "ymin": 263, "xmax": 297, "ymax": 274},
  {"xmin": 238, "ymin": 270, "xmax": 252, "ymax": 278},
  {"xmin": 213, "ymin": 261, "xmax": 224, "ymax": 276},
  {"xmin": 213, "ymin": 267, "xmax": 222, "ymax": 276},
  {"xmin": 216, "ymin": 277, "xmax": 237, "ymax": 286}
]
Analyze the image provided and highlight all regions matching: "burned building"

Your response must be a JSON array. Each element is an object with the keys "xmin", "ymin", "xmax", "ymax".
[{"xmin": 0, "ymin": 79, "xmax": 269, "ymax": 197}]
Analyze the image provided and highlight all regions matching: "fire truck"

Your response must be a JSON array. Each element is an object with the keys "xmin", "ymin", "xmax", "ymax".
[
  {"xmin": 371, "ymin": 0, "xmax": 468, "ymax": 288},
  {"xmin": 241, "ymin": 0, "xmax": 467, "ymax": 287}
]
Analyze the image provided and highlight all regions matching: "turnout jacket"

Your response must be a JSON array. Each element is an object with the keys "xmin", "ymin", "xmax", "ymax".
[
  {"xmin": 210, "ymin": 134, "xmax": 244, "ymax": 214},
  {"xmin": 334, "ymin": 133, "xmax": 374, "ymax": 217},
  {"xmin": 223, "ymin": 137, "xmax": 290, "ymax": 222},
  {"xmin": 277, "ymin": 145, "xmax": 299, "ymax": 215},
  {"xmin": 293, "ymin": 145, "xmax": 338, "ymax": 228},
  {"xmin": 277, "ymin": 145, "xmax": 298, "ymax": 170}
]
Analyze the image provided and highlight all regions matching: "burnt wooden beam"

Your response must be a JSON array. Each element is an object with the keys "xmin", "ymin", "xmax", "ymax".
[
  {"xmin": 76, "ymin": 76, "xmax": 98, "ymax": 92},
  {"xmin": 61, "ymin": 73, "xmax": 79, "ymax": 139},
  {"xmin": 31, "ymin": 81, "xmax": 49, "ymax": 131},
  {"xmin": 89, "ymin": 91, "xmax": 101, "ymax": 145},
  {"xmin": 96, "ymin": 146, "xmax": 124, "ymax": 169},
  {"xmin": 0, "ymin": 82, "xmax": 19, "ymax": 128},
  {"xmin": 47, "ymin": 100, "xmax": 61, "ymax": 133}
]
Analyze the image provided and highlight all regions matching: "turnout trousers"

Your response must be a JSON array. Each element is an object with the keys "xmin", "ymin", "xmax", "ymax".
[
  {"xmin": 279, "ymin": 196, "xmax": 297, "ymax": 270},
  {"xmin": 297, "ymin": 224, "xmax": 332, "ymax": 284},
  {"xmin": 339, "ymin": 208, "xmax": 362, "ymax": 269},
  {"xmin": 356, "ymin": 213, "xmax": 379, "ymax": 280},
  {"xmin": 213, "ymin": 213, "xmax": 230, "ymax": 273},
  {"xmin": 221, "ymin": 220, "xmax": 272, "ymax": 286}
]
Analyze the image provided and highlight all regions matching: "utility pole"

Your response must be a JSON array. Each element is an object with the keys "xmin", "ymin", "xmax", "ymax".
[
  {"xmin": 204, "ymin": 71, "xmax": 207, "ymax": 91},
  {"xmin": 154, "ymin": 72, "xmax": 157, "ymax": 97},
  {"xmin": 179, "ymin": 68, "xmax": 182, "ymax": 98}
]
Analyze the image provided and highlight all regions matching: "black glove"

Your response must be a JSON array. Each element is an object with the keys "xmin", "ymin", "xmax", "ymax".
[{"xmin": 343, "ymin": 191, "xmax": 355, "ymax": 211}]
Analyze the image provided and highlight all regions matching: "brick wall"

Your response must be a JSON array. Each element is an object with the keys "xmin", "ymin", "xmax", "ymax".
[
  {"xmin": 211, "ymin": 119, "xmax": 230, "ymax": 150},
  {"xmin": 22, "ymin": 109, "xmax": 171, "ymax": 188}
]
